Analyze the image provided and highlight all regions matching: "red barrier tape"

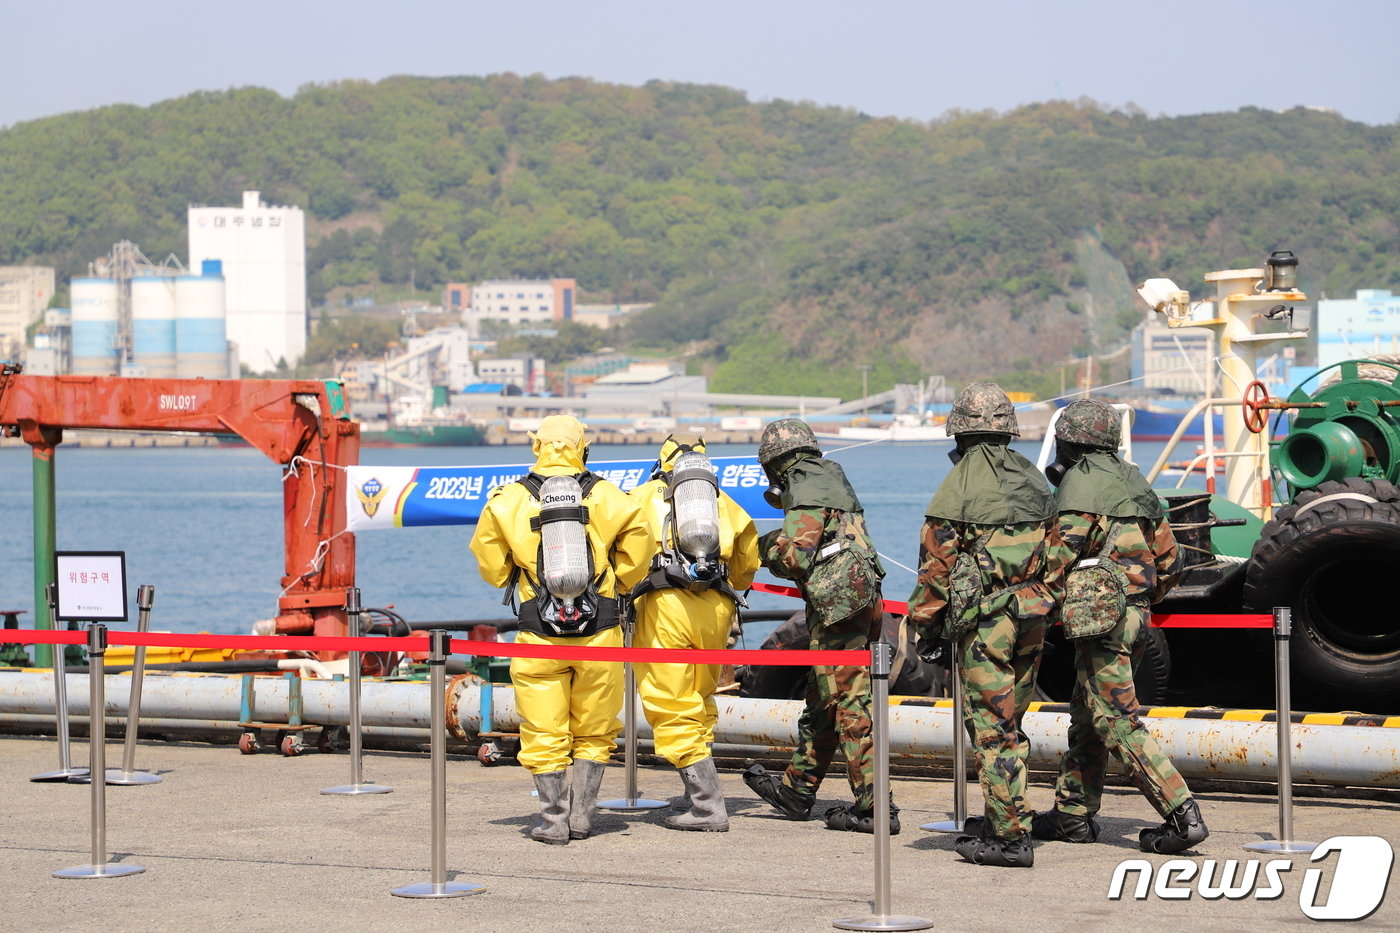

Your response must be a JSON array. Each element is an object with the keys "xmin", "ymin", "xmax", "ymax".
[
  {"xmin": 750, "ymin": 580, "xmax": 1277, "ymax": 630},
  {"xmin": 0, "ymin": 630, "xmax": 866, "ymax": 666}
]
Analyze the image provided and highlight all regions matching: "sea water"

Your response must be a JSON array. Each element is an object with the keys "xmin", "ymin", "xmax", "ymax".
[{"xmin": 0, "ymin": 439, "xmax": 1186, "ymax": 636}]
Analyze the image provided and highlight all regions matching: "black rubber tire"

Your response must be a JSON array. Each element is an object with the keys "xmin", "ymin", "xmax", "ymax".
[
  {"xmin": 1244, "ymin": 492, "xmax": 1400, "ymax": 709},
  {"xmin": 1034, "ymin": 624, "xmax": 1172, "ymax": 706}
]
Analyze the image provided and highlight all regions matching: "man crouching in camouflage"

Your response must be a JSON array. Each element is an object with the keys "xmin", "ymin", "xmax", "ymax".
[
  {"xmin": 906, "ymin": 383, "xmax": 1068, "ymax": 867},
  {"xmin": 742, "ymin": 419, "xmax": 897, "ymax": 833},
  {"xmin": 1036, "ymin": 399, "xmax": 1208, "ymax": 853}
]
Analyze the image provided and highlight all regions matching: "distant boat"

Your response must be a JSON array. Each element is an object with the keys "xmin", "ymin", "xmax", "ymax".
[
  {"xmin": 814, "ymin": 416, "xmax": 951, "ymax": 444},
  {"xmin": 359, "ymin": 418, "xmax": 485, "ymax": 447},
  {"xmin": 1130, "ymin": 406, "xmax": 1225, "ymax": 442}
]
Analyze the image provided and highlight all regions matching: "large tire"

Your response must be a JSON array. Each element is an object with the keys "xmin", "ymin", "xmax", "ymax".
[
  {"xmin": 1244, "ymin": 485, "xmax": 1400, "ymax": 709},
  {"xmin": 1034, "ymin": 624, "xmax": 1172, "ymax": 706}
]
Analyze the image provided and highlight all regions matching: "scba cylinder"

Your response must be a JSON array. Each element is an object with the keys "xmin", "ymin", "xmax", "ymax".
[
  {"xmin": 537, "ymin": 475, "xmax": 591, "ymax": 606},
  {"xmin": 670, "ymin": 451, "xmax": 721, "ymax": 563}
]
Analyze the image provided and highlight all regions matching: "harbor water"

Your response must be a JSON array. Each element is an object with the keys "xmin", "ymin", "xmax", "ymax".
[{"xmin": 0, "ymin": 439, "xmax": 1188, "ymax": 636}]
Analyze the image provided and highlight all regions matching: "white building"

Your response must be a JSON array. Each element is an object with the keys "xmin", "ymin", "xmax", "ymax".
[
  {"xmin": 1316, "ymin": 289, "xmax": 1400, "ymax": 368},
  {"xmin": 188, "ymin": 191, "xmax": 306, "ymax": 373},
  {"xmin": 0, "ymin": 266, "xmax": 55, "ymax": 361},
  {"xmin": 1131, "ymin": 317, "xmax": 1214, "ymax": 394},
  {"xmin": 461, "ymin": 278, "xmax": 576, "ymax": 337}
]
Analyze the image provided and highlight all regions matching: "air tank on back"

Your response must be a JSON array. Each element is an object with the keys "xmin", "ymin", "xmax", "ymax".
[
  {"xmin": 537, "ymin": 475, "xmax": 592, "ymax": 608},
  {"xmin": 69, "ymin": 277, "xmax": 121, "ymax": 375},
  {"xmin": 670, "ymin": 450, "xmax": 721, "ymax": 569},
  {"xmin": 175, "ymin": 260, "xmax": 229, "ymax": 379},
  {"xmin": 131, "ymin": 275, "xmax": 178, "ymax": 378}
]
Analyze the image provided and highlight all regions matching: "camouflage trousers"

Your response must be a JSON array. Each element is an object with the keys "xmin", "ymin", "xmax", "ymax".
[
  {"xmin": 782, "ymin": 597, "xmax": 883, "ymax": 812},
  {"xmin": 1053, "ymin": 602, "xmax": 1192, "ymax": 819},
  {"xmin": 958, "ymin": 607, "xmax": 1049, "ymax": 841}
]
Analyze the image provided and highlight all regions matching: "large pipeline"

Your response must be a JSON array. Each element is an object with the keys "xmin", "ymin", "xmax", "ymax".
[{"xmin": 0, "ymin": 671, "xmax": 1396, "ymax": 788}]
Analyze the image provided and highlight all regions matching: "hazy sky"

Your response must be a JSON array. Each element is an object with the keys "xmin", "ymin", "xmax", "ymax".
[{"xmin": 4, "ymin": 0, "xmax": 1397, "ymax": 129}]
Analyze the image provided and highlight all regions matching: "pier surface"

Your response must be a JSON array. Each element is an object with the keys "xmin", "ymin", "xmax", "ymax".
[{"xmin": 3, "ymin": 735, "xmax": 1397, "ymax": 932}]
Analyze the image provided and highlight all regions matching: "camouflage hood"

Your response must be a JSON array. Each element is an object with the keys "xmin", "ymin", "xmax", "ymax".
[
  {"xmin": 925, "ymin": 442, "xmax": 1056, "ymax": 525},
  {"xmin": 1054, "ymin": 450, "xmax": 1163, "ymax": 520},
  {"xmin": 779, "ymin": 456, "xmax": 863, "ymax": 512}
]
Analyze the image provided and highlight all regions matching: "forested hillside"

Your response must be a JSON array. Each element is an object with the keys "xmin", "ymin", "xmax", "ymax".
[{"xmin": 2, "ymin": 75, "xmax": 1397, "ymax": 395}]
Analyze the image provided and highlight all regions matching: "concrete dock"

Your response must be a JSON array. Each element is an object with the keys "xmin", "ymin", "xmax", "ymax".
[{"xmin": 4, "ymin": 735, "xmax": 1398, "ymax": 932}]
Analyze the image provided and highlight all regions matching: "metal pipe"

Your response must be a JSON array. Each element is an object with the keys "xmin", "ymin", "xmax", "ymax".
[
  {"xmin": 107, "ymin": 585, "xmax": 161, "ymax": 785},
  {"xmin": 390, "ymin": 630, "xmax": 483, "ymax": 899},
  {"xmin": 31, "ymin": 583, "xmax": 88, "ymax": 782},
  {"xmin": 599, "ymin": 613, "xmax": 665, "ymax": 811},
  {"xmin": 323, "ymin": 588, "xmax": 391, "ymax": 796}
]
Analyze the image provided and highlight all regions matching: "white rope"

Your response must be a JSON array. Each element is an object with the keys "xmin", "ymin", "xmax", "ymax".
[
  {"xmin": 877, "ymin": 550, "xmax": 918, "ymax": 576},
  {"xmin": 278, "ymin": 528, "xmax": 351, "ymax": 598}
]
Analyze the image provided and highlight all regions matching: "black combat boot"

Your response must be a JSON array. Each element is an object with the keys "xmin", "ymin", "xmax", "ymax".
[
  {"xmin": 742, "ymin": 762, "xmax": 813, "ymax": 820},
  {"xmin": 824, "ymin": 801, "xmax": 901, "ymax": 835},
  {"xmin": 1139, "ymin": 798, "xmax": 1209, "ymax": 854},
  {"xmin": 1031, "ymin": 808, "xmax": 1100, "ymax": 843},
  {"xmin": 954, "ymin": 826, "xmax": 1034, "ymax": 868}
]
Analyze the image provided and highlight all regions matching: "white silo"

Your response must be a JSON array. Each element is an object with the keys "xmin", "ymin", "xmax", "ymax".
[
  {"xmin": 131, "ymin": 275, "xmax": 178, "ymax": 377},
  {"xmin": 69, "ymin": 277, "xmax": 121, "ymax": 375},
  {"xmin": 175, "ymin": 261, "xmax": 229, "ymax": 379}
]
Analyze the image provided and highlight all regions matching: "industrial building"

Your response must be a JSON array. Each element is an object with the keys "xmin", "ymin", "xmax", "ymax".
[
  {"xmin": 1131, "ymin": 316, "xmax": 1215, "ymax": 394},
  {"xmin": 1316, "ymin": 289, "xmax": 1400, "ymax": 368},
  {"xmin": 456, "ymin": 278, "xmax": 577, "ymax": 337},
  {"xmin": 189, "ymin": 191, "xmax": 306, "ymax": 373},
  {"xmin": 0, "ymin": 266, "xmax": 55, "ymax": 361}
]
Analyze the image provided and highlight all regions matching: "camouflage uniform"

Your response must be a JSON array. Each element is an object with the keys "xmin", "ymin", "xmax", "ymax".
[{"xmin": 762, "ymin": 505, "xmax": 884, "ymax": 811}]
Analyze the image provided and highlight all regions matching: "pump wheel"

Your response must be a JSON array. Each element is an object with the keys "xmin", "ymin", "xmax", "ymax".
[
  {"xmin": 1242, "ymin": 380, "xmax": 1270, "ymax": 434},
  {"xmin": 1244, "ymin": 490, "xmax": 1400, "ymax": 708}
]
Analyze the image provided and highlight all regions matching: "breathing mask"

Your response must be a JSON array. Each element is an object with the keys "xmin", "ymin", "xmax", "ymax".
[{"xmin": 1046, "ymin": 440, "xmax": 1091, "ymax": 487}]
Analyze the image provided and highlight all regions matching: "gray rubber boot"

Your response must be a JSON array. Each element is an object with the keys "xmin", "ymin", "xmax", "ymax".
[
  {"xmin": 664, "ymin": 757, "xmax": 729, "ymax": 832},
  {"xmin": 530, "ymin": 770, "xmax": 571, "ymax": 845},
  {"xmin": 568, "ymin": 759, "xmax": 606, "ymax": 840}
]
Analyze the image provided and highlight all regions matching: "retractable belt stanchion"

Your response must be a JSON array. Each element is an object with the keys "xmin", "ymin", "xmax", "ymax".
[
  {"xmin": 78, "ymin": 584, "xmax": 160, "ymax": 786},
  {"xmin": 599, "ymin": 606, "xmax": 666, "ymax": 812},
  {"xmin": 325, "ymin": 587, "xmax": 392, "ymax": 796},
  {"xmin": 921, "ymin": 641, "xmax": 965, "ymax": 833},
  {"xmin": 53, "ymin": 624, "xmax": 145, "ymax": 879},
  {"xmin": 1244, "ymin": 606, "xmax": 1318, "ymax": 855},
  {"xmin": 834, "ymin": 642, "xmax": 932, "ymax": 932},
  {"xmin": 392, "ymin": 630, "xmax": 484, "ymax": 899},
  {"xmin": 32, "ymin": 582, "xmax": 89, "ymax": 782}
]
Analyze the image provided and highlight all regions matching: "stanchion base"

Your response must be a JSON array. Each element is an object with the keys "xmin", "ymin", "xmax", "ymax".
[
  {"xmin": 69, "ymin": 769, "xmax": 163, "ymax": 786},
  {"xmin": 833, "ymin": 913, "xmax": 935, "ymax": 931},
  {"xmin": 31, "ymin": 768, "xmax": 90, "ymax": 783},
  {"xmin": 390, "ymin": 880, "xmax": 485, "ymax": 899},
  {"xmin": 1243, "ymin": 839, "xmax": 1318, "ymax": 854},
  {"xmin": 322, "ymin": 783, "xmax": 393, "ymax": 796},
  {"xmin": 597, "ymin": 797, "xmax": 668, "ymax": 811},
  {"xmin": 53, "ymin": 862, "xmax": 146, "ymax": 879},
  {"xmin": 920, "ymin": 819, "xmax": 964, "ymax": 833}
]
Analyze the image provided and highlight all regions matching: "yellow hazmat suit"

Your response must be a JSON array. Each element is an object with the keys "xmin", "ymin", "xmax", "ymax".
[
  {"xmin": 469, "ymin": 416, "xmax": 650, "ymax": 776},
  {"xmin": 629, "ymin": 436, "xmax": 760, "ymax": 768}
]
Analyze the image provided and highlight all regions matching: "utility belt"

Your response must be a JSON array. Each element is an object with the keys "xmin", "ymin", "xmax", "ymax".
[
  {"xmin": 516, "ymin": 591, "xmax": 622, "ymax": 638},
  {"xmin": 631, "ymin": 554, "xmax": 747, "ymax": 607}
]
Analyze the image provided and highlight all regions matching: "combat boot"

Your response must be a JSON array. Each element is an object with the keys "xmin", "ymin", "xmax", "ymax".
[
  {"xmin": 568, "ymin": 759, "xmax": 606, "ymax": 840},
  {"xmin": 1031, "ymin": 808, "xmax": 1100, "ymax": 843},
  {"xmin": 954, "ymin": 825, "xmax": 1034, "ymax": 868},
  {"xmin": 824, "ymin": 801, "xmax": 901, "ymax": 835},
  {"xmin": 742, "ymin": 762, "xmax": 813, "ymax": 820},
  {"xmin": 1139, "ymin": 798, "xmax": 1209, "ymax": 854},
  {"xmin": 530, "ymin": 770, "xmax": 571, "ymax": 845},
  {"xmin": 665, "ymin": 757, "xmax": 729, "ymax": 832}
]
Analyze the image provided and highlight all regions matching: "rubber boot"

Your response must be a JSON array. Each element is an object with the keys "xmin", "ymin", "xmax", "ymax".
[
  {"xmin": 823, "ymin": 801, "xmax": 901, "ymax": 835},
  {"xmin": 530, "ymin": 770, "xmax": 571, "ymax": 845},
  {"xmin": 1031, "ymin": 808, "xmax": 1100, "ymax": 843},
  {"xmin": 954, "ymin": 821, "xmax": 1034, "ymax": 868},
  {"xmin": 742, "ymin": 762, "xmax": 813, "ymax": 821},
  {"xmin": 665, "ymin": 757, "xmax": 729, "ymax": 832},
  {"xmin": 1139, "ymin": 798, "xmax": 1209, "ymax": 854},
  {"xmin": 568, "ymin": 759, "xmax": 606, "ymax": 840}
]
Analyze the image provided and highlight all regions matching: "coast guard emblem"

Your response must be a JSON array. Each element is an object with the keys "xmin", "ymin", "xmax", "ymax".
[{"xmin": 356, "ymin": 477, "xmax": 387, "ymax": 518}]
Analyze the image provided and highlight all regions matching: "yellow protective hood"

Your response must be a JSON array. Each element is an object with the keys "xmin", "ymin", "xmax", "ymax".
[
  {"xmin": 658, "ymin": 433, "xmax": 706, "ymax": 473},
  {"xmin": 530, "ymin": 415, "xmax": 588, "ymax": 475}
]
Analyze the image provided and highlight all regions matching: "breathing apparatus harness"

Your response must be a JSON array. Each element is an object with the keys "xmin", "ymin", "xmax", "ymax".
[
  {"xmin": 503, "ymin": 471, "xmax": 619, "ymax": 637},
  {"xmin": 631, "ymin": 439, "xmax": 747, "ymax": 606}
]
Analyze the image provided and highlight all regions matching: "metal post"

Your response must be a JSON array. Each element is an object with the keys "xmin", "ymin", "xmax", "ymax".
[
  {"xmin": 834, "ymin": 642, "xmax": 932, "ymax": 932},
  {"xmin": 31, "ymin": 437, "xmax": 57, "ymax": 668},
  {"xmin": 325, "ymin": 588, "xmax": 391, "ymax": 795},
  {"xmin": 53, "ymin": 624, "xmax": 144, "ymax": 879},
  {"xmin": 32, "ymin": 583, "xmax": 88, "ymax": 782},
  {"xmin": 104, "ymin": 585, "xmax": 161, "ymax": 785},
  {"xmin": 1244, "ymin": 607, "xmax": 1317, "ymax": 854},
  {"xmin": 391, "ymin": 629, "xmax": 483, "ymax": 898},
  {"xmin": 921, "ymin": 641, "xmax": 965, "ymax": 832},
  {"xmin": 599, "ymin": 608, "xmax": 666, "ymax": 811}
]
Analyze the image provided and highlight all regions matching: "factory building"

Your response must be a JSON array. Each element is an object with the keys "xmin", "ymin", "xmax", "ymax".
[
  {"xmin": 458, "ymin": 278, "xmax": 576, "ymax": 337},
  {"xmin": 1316, "ymin": 289, "xmax": 1400, "ymax": 368},
  {"xmin": 189, "ymin": 190, "xmax": 306, "ymax": 373},
  {"xmin": 0, "ymin": 266, "xmax": 55, "ymax": 361}
]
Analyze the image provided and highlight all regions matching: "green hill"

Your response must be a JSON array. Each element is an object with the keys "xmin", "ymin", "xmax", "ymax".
[{"xmin": 3, "ymin": 75, "xmax": 1396, "ymax": 395}]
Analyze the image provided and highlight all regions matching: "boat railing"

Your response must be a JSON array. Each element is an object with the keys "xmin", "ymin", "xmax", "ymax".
[
  {"xmin": 1144, "ymin": 396, "xmax": 1241, "ymax": 486},
  {"xmin": 1167, "ymin": 450, "xmax": 1263, "ymax": 490}
]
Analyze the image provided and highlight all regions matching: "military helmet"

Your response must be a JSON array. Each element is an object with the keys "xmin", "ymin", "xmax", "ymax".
[
  {"xmin": 757, "ymin": 418, "xmax": 820, "ymax": 466},
  {"xmin": 946, "ymin": 383, "xmax": 1019, "ymax": 437},
  {"xmin": 1056, "ymin": 399, "xmax": 1120, "ymax": 449}
]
